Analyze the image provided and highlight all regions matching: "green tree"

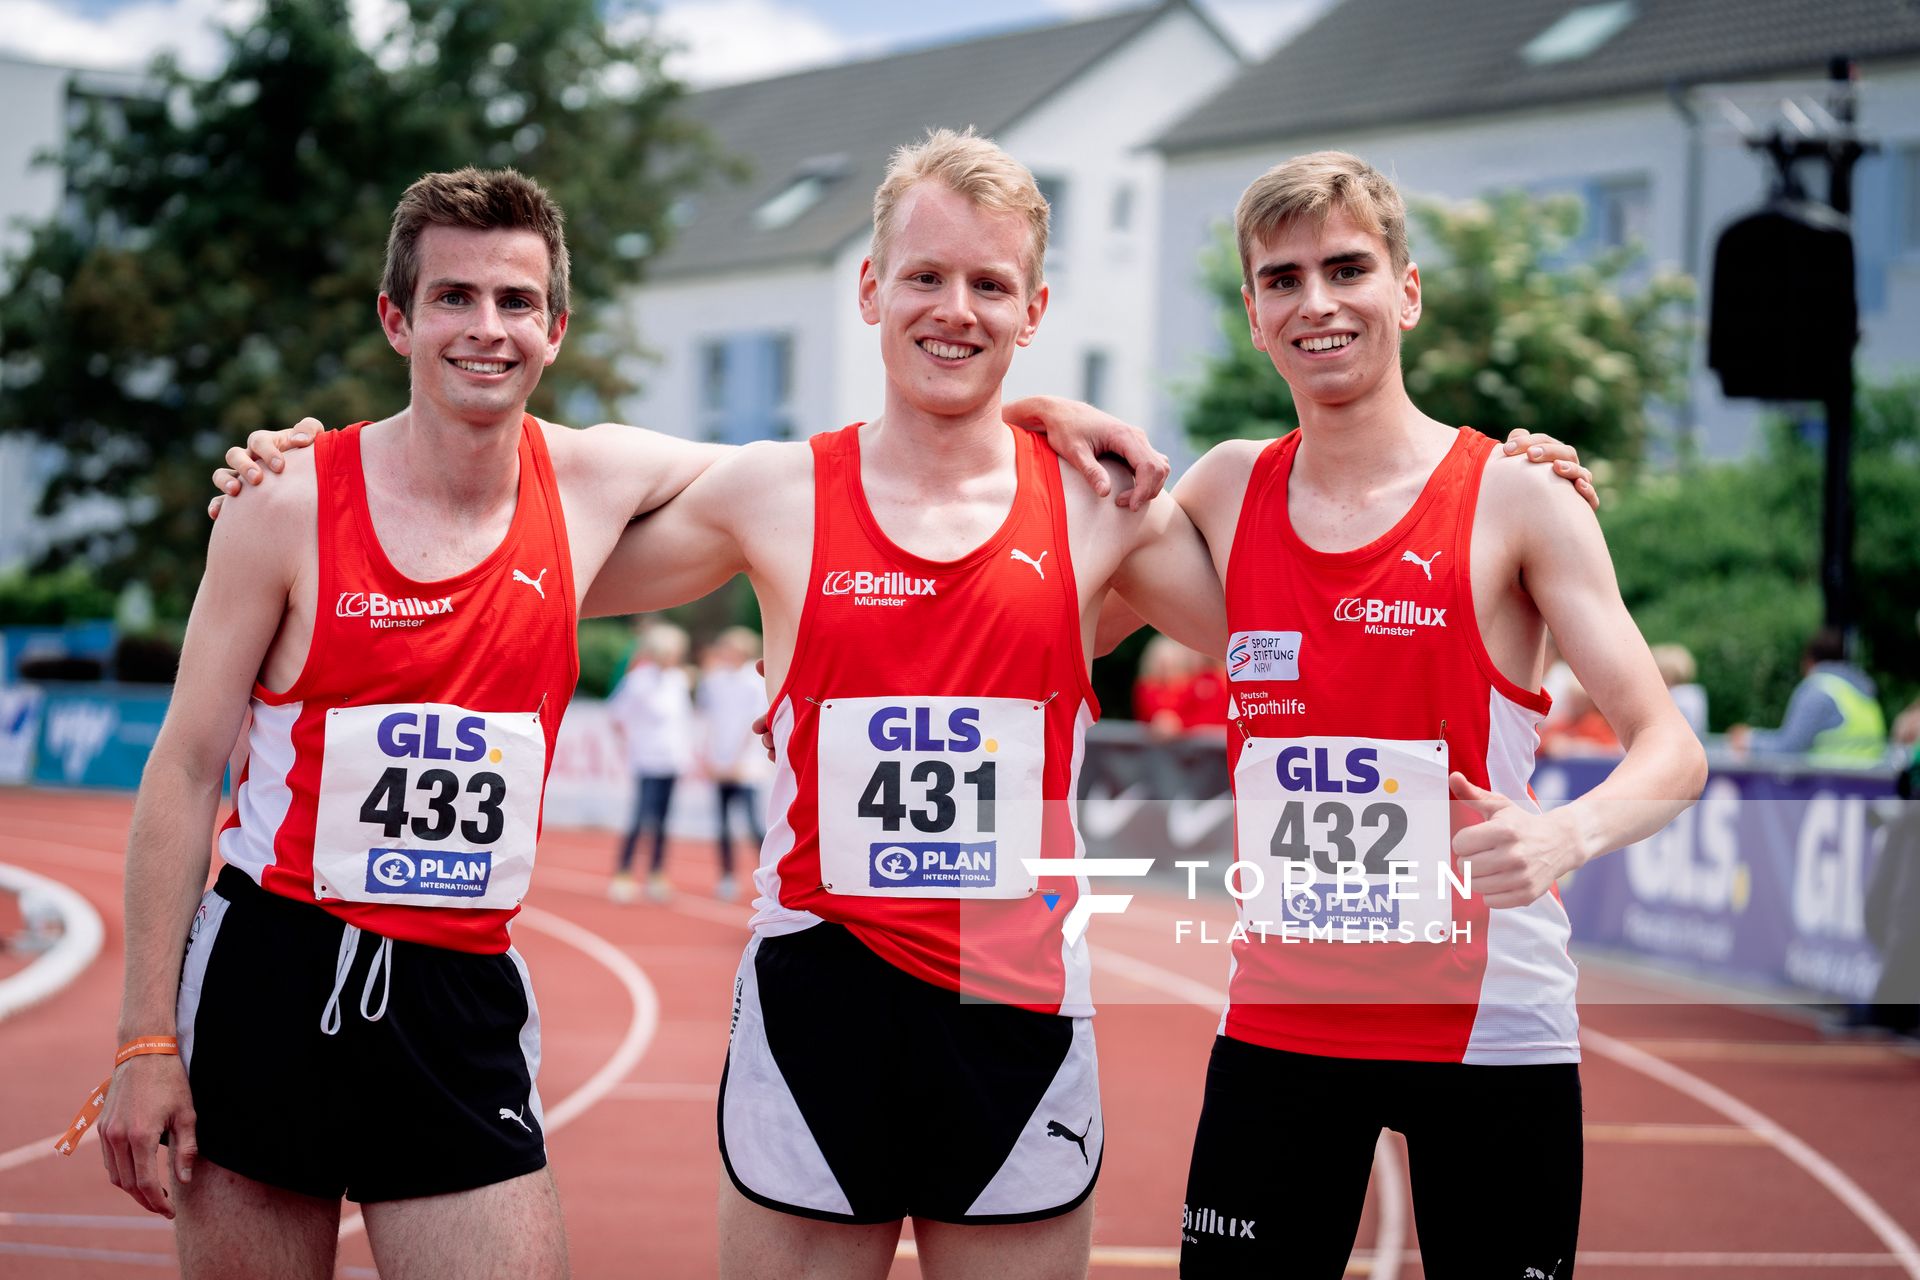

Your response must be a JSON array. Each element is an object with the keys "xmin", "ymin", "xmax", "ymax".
[
  {"xmin": 1181, "ymin": 193, "xmax": 1693, "ymax": 461},
  {"xmin": 1602, "ymin": 378, "xmax": 1920, "ymax": 728},
  {"xmin": 0, "ymin": 0, "xmax": 721, "ymax": 612}
]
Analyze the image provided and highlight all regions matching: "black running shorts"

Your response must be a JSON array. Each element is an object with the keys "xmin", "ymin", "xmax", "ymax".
[
  {"xmin": 1181, "ymin": 1034, "xmax": 1582, "ymax": 1279},
  {"xmin": 176, "ymin": 866, "xmax": 548, "ymax": 1202},
  {"xmin": 719, "ymin": 921, "xmax": 1101, "ymax": 1224}
]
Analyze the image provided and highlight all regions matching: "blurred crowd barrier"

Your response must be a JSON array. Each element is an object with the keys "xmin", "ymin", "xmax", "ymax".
[{"xmin": 2, "ymin": 689, "xmax": 1905, "ymax": 1003}]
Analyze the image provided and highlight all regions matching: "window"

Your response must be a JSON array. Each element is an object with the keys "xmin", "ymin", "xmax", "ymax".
[
  {"xmin": 751, "ymin": 154, "xmax": 850, "ymax": 232},
  {"xmin": 1851, "ymin": 147, "xmax": 1906, "ymax": 314},
  {"xmin": 1110, "ymin": 183, "xmax": 1134, "ymax": 232},
  {"xmin": 1521, "ymin": 1, "xmax": 1636, "ymax": 66},
  {"xmin": 1082, "ymin": 350, "xmax": 1110, "ymax": 409},
  {"xmin": 697, "ymin": 332, "xmax": 794, "ymax": 443},
  {"xmin": 1035, "ymin": 175, "xmax": 1067, "ymax": 261},
  {"xmin": 1899, "ymin": 145, "xmax": 1920, "ymax": 255},
  {"xmin": 1589, "ymin": 175, "xmax": 1651, "ymax": 252}
]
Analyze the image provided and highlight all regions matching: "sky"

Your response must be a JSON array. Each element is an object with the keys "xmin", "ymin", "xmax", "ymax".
[{"xmin": 0, "ymin": 0, "xmax": 1335, "ymax": 82}]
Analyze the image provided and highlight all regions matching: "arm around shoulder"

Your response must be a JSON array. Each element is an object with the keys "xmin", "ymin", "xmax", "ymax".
[{"xmin": 582, "ymin": 438, "xmax": 798, "ymax": 617}]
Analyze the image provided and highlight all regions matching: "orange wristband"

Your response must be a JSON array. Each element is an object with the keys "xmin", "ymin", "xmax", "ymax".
[{"xmin": 55, "ymin": 1036, "xmax": 179, "ymax": 1156}]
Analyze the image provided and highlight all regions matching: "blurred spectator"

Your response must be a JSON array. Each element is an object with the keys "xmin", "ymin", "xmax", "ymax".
[
  {"xmin": 1651, "ymin": 643, "xmax": 1708, "ymax": 739},
  {"xmin": 1729, "ymin": 627, "xmax": 1886, "ymax": 765},
  {"xmin": 697, "ymin": 627, "xmax": 768, "ymax": 903},
  {"xmin": 1538, "ymin": 676, "xmax": 1622, "ymax": 757},
  {"xmin": 1133, "ymin": 637, "xmax": 1228, "ymax": 739},
  {"xmin": 1134, "ymin": 635, "xmax": 1195, "ymax": 740},
  {"xmin": 608, "ymin": 622, "xmax": 694, "ymax": 903},
  {"xmin": 1179, "ymin": 656, "xmax": 1230, "ymax": 737}
]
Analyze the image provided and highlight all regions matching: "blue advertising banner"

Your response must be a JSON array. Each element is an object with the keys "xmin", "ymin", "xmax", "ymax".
[
  {"xmin": 1536, "ymin": 759, "xmax": 1900, "ymax": 1002},
  {"xmin": 0, "ymin": 685, "xmax": 42, "ymax": 783},
  {"xmin": 31, "ymin": 685, "xmax": 173, "ymax": 791},
  {"xmin": 1, "ymin": 621, "xmax": 117, "ymax": 681}
]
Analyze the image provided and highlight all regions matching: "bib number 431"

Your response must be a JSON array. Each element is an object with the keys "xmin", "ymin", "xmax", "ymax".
[
  {"xmin": 857, "ymin": 759, "xmax": 996, "ymax": 834},
  {"xmin": 818, "ymin": 696, "xmax": 1044, "ymax": 899}
]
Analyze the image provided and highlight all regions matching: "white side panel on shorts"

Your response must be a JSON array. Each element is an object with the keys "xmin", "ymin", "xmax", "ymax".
[
  {"xmin": 966, "ymin": 1016, "xmax": 1102, "ymax": 1217},
  {"xmin": 1464, "ymin": 686, "xmax": 1582, "ymax": 1065},
  {"xmin": 749, "ymin": 696, "xmax": 821, "ymax": 940},
  {"xmin": 720, "ymin": 936, "xmax": 851, "ymax": 1216},
  {"xmin": 175, "ymin": 887, "xmax": 231, "ymax": 1072},
  {"xmin": 217, "ymin": 698, "xmax": 301, "ymax": 883},
  {"xmin": 505, "ymin": 946, "xmax": 547, "ymax": 1140},
  {"xmin": 1056, "ymin": 700, "xmax": 1095, "ymax": 1018}
]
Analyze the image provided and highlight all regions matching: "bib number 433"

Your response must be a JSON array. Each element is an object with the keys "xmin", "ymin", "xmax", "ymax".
[{"xmin": 312, "ymin": 703, "xmax": 545, "ymax": 909}]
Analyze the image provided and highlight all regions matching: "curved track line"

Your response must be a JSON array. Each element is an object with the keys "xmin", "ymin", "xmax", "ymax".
[
  {"xmin": 339, "ymin": 901, "xmax": 660, "ymax": 1242},
  {"xmin": 0, "ymin": 862, "xmax": 104, "ymax": 1022},
  {"xmin": 1582, "ymin": 1026, "xmax": 1920, "ymax": 1278},
  {"xmin": 1088, "ymin": 942, "xmax": 1407, "ymax": 1274}
]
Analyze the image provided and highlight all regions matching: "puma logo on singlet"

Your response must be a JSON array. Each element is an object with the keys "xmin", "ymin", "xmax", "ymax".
[
  {"xmin": 1400, "ymin": 549, "xmax": 1442, "ymax": 580},
  {"xmin": 498, "ymin": 1105, "xmax": 533, "ymax": 1133},
  {"xmin": 1047, "ymin": 1116, "xmax": 1091, "ymax": 1163},
  {"xmin": 512, "ymin": 568, "xmax": 548, "ymax": 599},
  {"xmin": 1010, "ymin": 548, "xmax": 1048, "ymax": 579}
]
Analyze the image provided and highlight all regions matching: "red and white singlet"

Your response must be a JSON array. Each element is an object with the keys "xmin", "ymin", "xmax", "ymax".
[
  {"xmin": 1220, "ymin": 427, "xmax": 1579, "ymax": 1063},
  {"xmin": 754, "ymin": 423, "xmax": 1100, "ymax": 1015},
  {"xmin": 217, "ymin": 417, "xmax": 577, "ymax": 954}
]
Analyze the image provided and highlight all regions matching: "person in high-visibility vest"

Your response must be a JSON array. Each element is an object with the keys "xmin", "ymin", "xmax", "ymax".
[{"xmin": 1730, "ymin": 627, "xmax": 1887, "ymax": 766}]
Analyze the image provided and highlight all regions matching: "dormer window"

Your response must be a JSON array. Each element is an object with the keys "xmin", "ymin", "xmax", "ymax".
[
  {"xmin": 1521, "ymin": 1, "xmax": 1636, "ymax": 66},
  {"xmin": 752, "ymin": 154, "xmax": 850, "ymax": 231}
]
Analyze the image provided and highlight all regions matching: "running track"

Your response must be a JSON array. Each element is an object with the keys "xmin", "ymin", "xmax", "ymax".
[{"xmin": 2, "ymin": 788, "xmax": 1917, "ymax": 1278}]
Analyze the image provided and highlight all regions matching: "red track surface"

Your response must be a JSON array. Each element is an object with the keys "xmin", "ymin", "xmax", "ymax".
[{"xmin": 2, "ymin": 787, "xmax": 1917, "ymax": 1278}]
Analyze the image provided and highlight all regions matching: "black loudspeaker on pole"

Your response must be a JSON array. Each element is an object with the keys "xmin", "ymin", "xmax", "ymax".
[{"xmin": 1705, "ymin": 57, "xmax": 1871, "ymax": 642}]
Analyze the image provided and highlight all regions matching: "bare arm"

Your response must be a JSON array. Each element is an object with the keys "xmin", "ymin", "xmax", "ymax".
[
  {"xmin": 99, "ymin": 476, "xmax": 308, "ymax": 1217},
  {"xmin": 1003, "ymin": 395, "xmax": 1170, "ymax": 510},
  {"xmin": 1452, "ymin": 464, "xmax": 1706, "ymax": 906},
  {"xmin": 1109, "ymin": 490, "xmax": 1230, "ymax": 658},
  {"xmin": 209, "ymin": 417, "xmax": 731, "ymax": 523},
  {"xmin": 580, "ymin": 442, "xmax": 792, "ymax": 617}
]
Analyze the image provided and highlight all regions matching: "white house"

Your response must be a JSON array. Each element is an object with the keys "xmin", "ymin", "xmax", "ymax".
[
  {"xmin": 1148, "ymin": 0, "xmax": 1920, "ymax": 460},
  {"xmin": 0, "ymin": 55, "xmax": 153, "ymax": 572},
  {"xmin": 616, "ymin": 2, "xmax": 1243, "ymax": 445}
]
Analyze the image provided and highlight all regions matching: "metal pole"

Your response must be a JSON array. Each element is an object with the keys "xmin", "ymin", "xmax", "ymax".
[{"xmin": 1821, "ymin": 56, "xmax": 1861, "ymax": 642}]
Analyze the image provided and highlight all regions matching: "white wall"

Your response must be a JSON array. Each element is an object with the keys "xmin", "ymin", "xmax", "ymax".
[
  {"xmin": 997, "ymin": 6, "xmax": 1242, "ymax": 429},
  {"xmin": 1155, "ymin": 64, "xmax": 1920, "ymax": 463},
  {"xmin": 620, "ymin": 6, "xmax": 1243, "ymax": 446},
  {"xmin": 615, "ymin": 263, "xmax": 838, "ymax": 439},
  {"xmin": 0, "ymin": 59, "xmax": 73, "ymax": 571}
]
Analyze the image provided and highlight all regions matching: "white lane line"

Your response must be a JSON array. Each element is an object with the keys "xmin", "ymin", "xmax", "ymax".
[
  {"xmin": 338, "ymin": 901, "xmax": 660, "ymax": 1243},
  {"xmin": 605, "ymin": 1082, "xmax": 717, "ymax": 1102},
  {"xmin": 1085, "ymin": 942, "xmax": 1406, "ymax": 1275},
  {"xmin": 0, "ymin": 862, "xmax": 105, "ymax": 1023},
  {"xmin": 888, "ymin": 1244, "xmax": 1911, "ymax": 1272},
  {"xmin": 0, "ymin": 1210, "xmax": 169, "ymax": 1230},
  {"xmin": 0, "ymin": 1240, "xmax": 175, "ymax": 1266},
  {"xmin": 0, "ymin": 1126, "xmax": 87, "ymax": 1174},
  {"xmin": 1582, "ymin": 1027, "xmax": 1920, "ymax": 1278},
  {"xmin": 527, "ymin": 864, "xmax": 754, "ymax": 930}
]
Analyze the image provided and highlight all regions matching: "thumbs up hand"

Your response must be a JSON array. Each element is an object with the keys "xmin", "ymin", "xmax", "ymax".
[{"xmin": 1448, "ymin": 772, "xmax": 1587, "ymax": 909}]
